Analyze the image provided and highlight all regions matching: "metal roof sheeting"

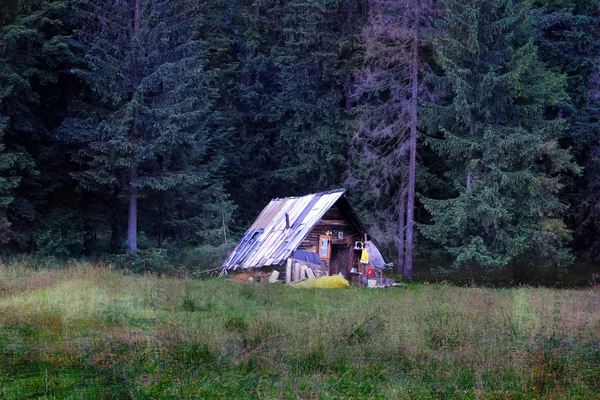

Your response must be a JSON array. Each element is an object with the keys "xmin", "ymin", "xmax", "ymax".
[{"xmin": 221, "ymin": 189, "xmax": 346, "ymax": 271}]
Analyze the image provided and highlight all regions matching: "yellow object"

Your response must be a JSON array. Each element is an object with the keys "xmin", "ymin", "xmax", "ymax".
[
  {"xmin": 291, "ymin": 274, "xmax": 349, "ymax": 288},
  {"xmin": 360, "ymin": 250, "xmax": 369, "ymax": 264}
]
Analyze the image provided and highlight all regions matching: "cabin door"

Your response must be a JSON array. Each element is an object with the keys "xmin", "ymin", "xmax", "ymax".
[
  {"xmin": 329, "ymin": 247, "xmax": 339, "ymax": 276},
  {"xmin": 330, "ymin": 245, "xmax": 352, "ymax": 279}
]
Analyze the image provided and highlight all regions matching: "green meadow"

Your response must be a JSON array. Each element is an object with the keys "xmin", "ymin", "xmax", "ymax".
[{"xmin": 0, "ymin": 262, "xmax": 599, "ymax": 399}]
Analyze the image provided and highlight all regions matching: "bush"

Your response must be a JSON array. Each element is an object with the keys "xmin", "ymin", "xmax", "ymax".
[
  {"xmin": 36, "ymin": 229, "xmax": 85, "ymax": 258},
  {"xmin": 168, "ymin": 243, "xmax": 235, "ymax": 271},
  {"xmin": 101, "ymin": 242, "xmax": 234, "ymax": 276},
  {"xmin": 108, "ymin": 249, "xmax": 171, "ymax": 274}
]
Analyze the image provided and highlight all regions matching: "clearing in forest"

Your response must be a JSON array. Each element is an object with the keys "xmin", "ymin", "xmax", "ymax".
[{"xmin": 0, "ymin": 263, "xmax": 599, "ymax": 398}]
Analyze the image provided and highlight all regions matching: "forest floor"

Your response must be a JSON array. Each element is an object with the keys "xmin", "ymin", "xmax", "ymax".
[{"xmin": 0, "ymin": 263, "xmax": 599, "ymax": 399}]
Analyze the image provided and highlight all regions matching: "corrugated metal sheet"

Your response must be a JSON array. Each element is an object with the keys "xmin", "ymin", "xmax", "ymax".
[{"xmin": 221, "ymin": 189, "xmax": 346, "ymax": 271}]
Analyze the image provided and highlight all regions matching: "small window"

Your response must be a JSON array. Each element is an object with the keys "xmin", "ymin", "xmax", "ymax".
[{"xmin": 319, "ymin": 235, "xmax": 331, "ymax": 259}]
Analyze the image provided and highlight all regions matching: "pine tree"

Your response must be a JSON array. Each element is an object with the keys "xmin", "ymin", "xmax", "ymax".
[
  {"xmin": 420, "ymin": 0, "xmax": 578, "ymax": 281},
  {"xmin": 0, "ymin": 85, "xmax": 21, "ymax": 242},
  {"xmin": 272, "ymin": 0, "xmax": 358, "ymax": 191},
  {"xmin": 0, "ymin": 0, "xmax": 78, "ymax": 249},
  {"xmin": 573, "ymin": 49, "xmax": 600, "ymax": 260},
  {"xmin": 350, "ymin": 0, "xmax": 434, "ymax": 278},
  {"xmin": 58, "ymin": 0, "xmax": 230, "ymax": 251},
  {"xmin": 530, "ymin": 0, "xmax": 600, "ymax": 260},
  {"xmin": 205, "ymin": 0, "xmax": 366, "ymax": 225}
]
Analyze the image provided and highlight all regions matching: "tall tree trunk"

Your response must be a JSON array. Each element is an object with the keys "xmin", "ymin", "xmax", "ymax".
[
  {"xmin": 110, "ymin": 201, "xmax": 122, "ymax": 253},
  {"xmin": 345, "ymin": 74, "xmax": 353, "ymax": 111},
  {"xmin": 158, "ymin": 191, "xmax": 164, "ymax": 248},
  {"xmin": 404, "ymin": 10, "xmax": 419, "ymax": 281},
  {"xmin": 110, "ymin": 226, "xmax": 119, "ymax": 252},
  {"xmin": 128, "ymin": 164, "xmax": 137, "ymax": 252},
  {"xmin": 397, "ymin": 188, "xmax": 406, "ymax": 274},
  {"xmin": 467, "ymin": 110, "xmax": 475, "ymax": 190},
  {"xmin": 127, "ymin": 0, "xmax": 142, "ymax": 253},
  {"xmin": 222, "ymin": 209, "xmax": 228, "ymax": 246},
  {"xmin": 28, "ymin": 234, "xmax": 35, "ymax": 255}
]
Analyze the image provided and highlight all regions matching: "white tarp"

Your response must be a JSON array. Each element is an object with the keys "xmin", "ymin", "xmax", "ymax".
[{"xmin": 364, "ymin": 240, "xmax": 385, "ymax": 271}]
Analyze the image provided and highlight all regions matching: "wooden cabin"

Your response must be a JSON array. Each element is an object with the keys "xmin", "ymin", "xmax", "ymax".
[{"xmin": 220, "ymin": 189, "xmax": 387, "ymax": 285}]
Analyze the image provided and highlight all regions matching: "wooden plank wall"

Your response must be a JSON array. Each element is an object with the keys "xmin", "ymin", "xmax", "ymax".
[
  {"xmin": 297, "ymin": 206, "xmax": 363, "ymax": 272},
  {"xmin": 299, "ymin": 207, "xmax": 361, "ymax": 249}
]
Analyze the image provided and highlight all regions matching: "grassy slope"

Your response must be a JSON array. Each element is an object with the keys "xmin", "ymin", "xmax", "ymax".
[{"xmin": 0, "ymin": 264, "xmax": 599, "ymax": 399}]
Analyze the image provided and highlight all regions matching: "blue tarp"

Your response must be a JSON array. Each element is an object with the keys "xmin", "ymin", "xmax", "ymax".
[{"xmin": 292, "ymin": 249, "xmax": 320, "ymax": 265}]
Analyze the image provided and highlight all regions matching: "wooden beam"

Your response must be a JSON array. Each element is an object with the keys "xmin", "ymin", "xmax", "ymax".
[{"xmin": 286, "ymin": 258, "xmax": 292, "ymax": 284}]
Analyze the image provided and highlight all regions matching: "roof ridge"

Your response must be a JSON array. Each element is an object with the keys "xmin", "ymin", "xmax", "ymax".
[{"xmin": 270, "ymin": 188, "xmax": 346, "ymax": 202}]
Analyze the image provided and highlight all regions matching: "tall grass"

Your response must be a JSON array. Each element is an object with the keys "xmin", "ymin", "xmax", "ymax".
[{"xmin": 0, "ymin": 262, "xmax": 599, "ymax": 398}]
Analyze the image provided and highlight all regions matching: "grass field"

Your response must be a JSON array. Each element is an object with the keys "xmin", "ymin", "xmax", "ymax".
[{"xmin": 0, "ymin": 262, "xmax": 599, "ymax": 399}]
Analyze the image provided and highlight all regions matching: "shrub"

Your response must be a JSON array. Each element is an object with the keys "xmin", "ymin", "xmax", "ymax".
[
  {"xmin": 36, "ymin": 229, "xmax": 85, "ymax": 258},
  {"xmin": 108, "ymin": 249, "xmax": 170, "ymax": 274},
  {"xmin": 169, "ymin": 243, "xmax": 235, "ymax": 271}
]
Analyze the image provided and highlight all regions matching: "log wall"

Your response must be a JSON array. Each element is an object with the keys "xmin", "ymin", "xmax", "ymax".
[
  {"xmin": 296, "ymin": 206, "xmax": 363, "ymax": 275},
  {"xmin": 297, "ymin": 207, "xmax": 361, "ymax": 252}
]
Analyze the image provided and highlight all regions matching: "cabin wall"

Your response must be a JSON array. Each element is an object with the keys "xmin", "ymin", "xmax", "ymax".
[
  {"xmin": 297, "ymin": 207, "xmax": 360, "ymax": 251},
  {"xmin": 297, "ymin": 206, "xmax": 362, "ymax": 277}
]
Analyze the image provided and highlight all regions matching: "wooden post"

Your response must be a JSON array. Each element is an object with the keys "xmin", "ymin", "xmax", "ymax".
[
  {"xmin": 293, "ymin": 262, "xmax": 301, "ymax": 282},
  {"xmin": 286, "ymin": 258, "xmax": 292, "ymax": 284},
  {"xmin": 300, "ymin": 264, "xmax": 307, "ymax": 280}
]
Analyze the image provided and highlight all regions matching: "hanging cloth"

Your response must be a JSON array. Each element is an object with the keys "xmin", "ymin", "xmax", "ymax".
[{"xmin": 360, "ymin": 250, "xmax": 369, "ymax": 264}]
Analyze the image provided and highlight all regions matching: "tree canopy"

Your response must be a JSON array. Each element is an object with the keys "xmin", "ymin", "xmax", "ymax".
[{"xmin": 1, "ymin": 0, "xmax": 599, "ymax": 283}]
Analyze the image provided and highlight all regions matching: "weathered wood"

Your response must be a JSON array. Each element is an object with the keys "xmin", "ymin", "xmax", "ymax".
[
  {"xmin": 297, "ymin": 244, "xmax": 317, "ymax": 253},
  {"xmin": 337, "ymin": 245, "xmax": 352, "ymax": 278},
  {"xmin": 261, "ymin": 194, "xmax": 327, "ymax": 265},
  {"xmin": 221, "ymin": 190, "xmax": 386, "ymax": 286},
  {"xmin": 286, "ymin": 258, "xmax": 292, "ymax": 284},
  {"xmin": 323, "ymin": 207, "xmax": 343, "ymax": 219},
  {"xmin": 300, "ymin": 264, "xmax": 308, "ymax": 279},
  {"xmin": 288, "ymin": 258, "xmax": 327, "ymax": 279},
  {"xmin": 293, "ymin": 262, "xmax": 300, "ymax": 282},
  {"xmin": 247, "ymin": 196, "xmax": 311, "ymax": 266},
  {"xmin": 193, "ymin": 266, "xmax": 226, "ymax": 275},
  {"xmin": 320, "ymin": 219, "xmax": 347, "ymax": 225}
]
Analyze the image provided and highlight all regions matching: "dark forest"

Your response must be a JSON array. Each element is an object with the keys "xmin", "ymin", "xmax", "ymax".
[{"xmin": 1, "ymin": 0, "xmax": 600, "ymax": 284}]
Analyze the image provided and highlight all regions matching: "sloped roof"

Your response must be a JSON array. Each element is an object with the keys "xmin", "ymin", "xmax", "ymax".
[{"xmin": 221, "ymin": 189, "xmax": 348, "ymax": 271}]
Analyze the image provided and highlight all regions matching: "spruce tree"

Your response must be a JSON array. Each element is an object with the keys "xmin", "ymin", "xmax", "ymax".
[
  {"xmin": 58, "ymin": 0, "xmax": 230, "ymax": 251},
  {"xmin": 206, "ymin": 0, "xmax": 366, "ymax": 225},
  {"xmin": 350, "ymin": 0, "xmax": 434, "ymax": 279},
  {"xmin": 531, "ymin": 0, "xmax": 600, "ymax": 260},
  {"xmin": 0, "ymin": 0, "xmax": 78, "ymax": 249},
  {"xmin": 420, "ymin": 0, "xmax": 578, "ymax": 281},
  {"xmin": 0, "ymin": 86, "xmax": 21, "ymax": 243}
]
